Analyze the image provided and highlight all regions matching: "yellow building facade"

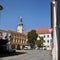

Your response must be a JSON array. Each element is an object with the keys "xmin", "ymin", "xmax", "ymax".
[
  {"xmin": 8, "ymin": 30, "xmax": 26, "ymax": 50},
  {"xmin": 0, "ymin": 30, "xmax": 26, "ymax": 50}
]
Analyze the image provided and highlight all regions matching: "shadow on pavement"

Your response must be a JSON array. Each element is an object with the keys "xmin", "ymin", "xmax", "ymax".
[{"xmin": 0, "ymin": 51, "xmax": 27, "ymax": 57}]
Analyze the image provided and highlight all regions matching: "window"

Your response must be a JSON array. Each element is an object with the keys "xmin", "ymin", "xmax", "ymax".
[
  {"xmin": 47, "ymin": 46, "xmax": 49, "ymax": 47},
  {"xmin": 18, "ymin": 40, "xmax": 19, "ymax": 43},
  {"xmin": 47, "ymin": 35, "xmax": 49, "ymax": 37},
  {"xmin": 44, "ymin": 35, "xmax": 45, "ymax": 38},
  {"xmin": 43, "ymin": 46, "xmax": 46, "ymax": 47},
  {"xmin": 44, "ymin": 40, "xmax": 45, "ymax": 43},
  {"xmin": 47, "ymin": 40, "xmax": 49, "ymax": 43},
  {"xmin": 13, "ymin": 39, "xmax": 15, "ymax": 43}
]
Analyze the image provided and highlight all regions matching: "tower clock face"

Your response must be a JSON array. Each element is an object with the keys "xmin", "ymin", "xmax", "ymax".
[
  {"xmin": 17, "ymin": 26, "xmax": 24, "ymax": 33},
  {"xmin": 18, "ymin": 26, "xmax": 23, "ymax": 30}
]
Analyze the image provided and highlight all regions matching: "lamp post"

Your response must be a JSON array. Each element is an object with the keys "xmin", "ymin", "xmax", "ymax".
[
  {"xmin": 51, "ymin": 0, "xmax": 58, "ymax": 60},
  {"xmin": 0, "ymin": 5, "xmax": 3, "ymax": 21},
  {"xmin": 0, "ymin": 5, "xmax": 3, "ymax": 10}
]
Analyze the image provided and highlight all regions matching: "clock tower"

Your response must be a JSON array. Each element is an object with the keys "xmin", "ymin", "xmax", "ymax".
[{"xmin": 17, "ymin": 16, "xmax": 24, "ymax": 33}]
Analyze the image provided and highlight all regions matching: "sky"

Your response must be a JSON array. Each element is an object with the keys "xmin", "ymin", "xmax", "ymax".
[{"xmin": 0, "ymin": 0, "xmax": 51, "ymax": 33}]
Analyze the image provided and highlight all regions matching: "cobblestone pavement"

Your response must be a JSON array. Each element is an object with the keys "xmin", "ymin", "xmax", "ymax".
[{"xmin": 0, "ymin": 50, "xmax": 52, "ymax": 60}]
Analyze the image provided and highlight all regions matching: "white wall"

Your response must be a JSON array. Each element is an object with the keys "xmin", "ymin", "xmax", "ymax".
[{"xmin": 37, "ymin": 33, "xmax": 52, "ymax": 50}]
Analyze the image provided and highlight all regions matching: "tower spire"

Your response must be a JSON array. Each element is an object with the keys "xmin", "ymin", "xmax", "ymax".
[{"xmin": 18, "ymin": 16, "xmax": 23, "ymax": 26}]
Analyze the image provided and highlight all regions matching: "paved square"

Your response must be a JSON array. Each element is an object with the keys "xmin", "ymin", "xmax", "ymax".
[{"xmin": 0, "ymin": 50, "xmax": 52, "ymax": 60}]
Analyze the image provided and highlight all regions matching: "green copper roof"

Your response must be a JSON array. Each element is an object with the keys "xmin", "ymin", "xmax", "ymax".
[{"xmin": 18, "ymin": 16, "xmax": 23, "ymax": 26}]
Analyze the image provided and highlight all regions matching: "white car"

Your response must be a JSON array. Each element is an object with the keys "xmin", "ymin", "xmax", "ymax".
[{"xmin": 24, "ymin": 46, "xmax": 31, "ymax": 50}]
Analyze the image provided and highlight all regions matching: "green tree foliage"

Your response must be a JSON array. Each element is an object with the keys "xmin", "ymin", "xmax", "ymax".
[
  {"xmin": 27, "ymin": 30, "xmax": 38, "ymax": 48},
  {"xmin": 36, "ymin": 37, "xmax": 44, "ymax": 48}
]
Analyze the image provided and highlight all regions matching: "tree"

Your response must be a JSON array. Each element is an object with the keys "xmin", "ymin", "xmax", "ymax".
[
  {"xmin": 27, "ymin": 30, "xmax": 38, "ymax": 48},
  {"xmin": 36, "ymin": 37, "xmax": 44, "ymax": 48}
]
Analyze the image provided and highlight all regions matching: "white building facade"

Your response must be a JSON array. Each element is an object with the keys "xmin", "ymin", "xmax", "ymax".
[{"xmin": 36, "ymin": 28, "xmax": 53, "ymax": 50}]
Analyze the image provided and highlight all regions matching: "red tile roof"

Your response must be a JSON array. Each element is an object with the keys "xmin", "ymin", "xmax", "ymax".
[
  {"xmin": 7, "ymin": 30, "xmax": 26, "ymax": 36},
  {"xmin": 36, "ymin": 28, "xmax": 53, "ymax": 34},
  {"xmin": 25, "ymin": 28, "xmax": 53, "ymax": 36},
  {"xmin": 7, "ymin": 30, "xmax": 20, "ymax": 34}
]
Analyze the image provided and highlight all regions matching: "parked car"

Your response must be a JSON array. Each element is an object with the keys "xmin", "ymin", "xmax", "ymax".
[
  {"xmin": 35, "ymin": 47, "xmax": 38, "ymax": 50},
  {"xmin": 24, "ymin": 46, "xmax": 31, "ymax": 50},
  {"xmin": 40, "ymin": 47, "xmax": 43, "ymax": 50}
]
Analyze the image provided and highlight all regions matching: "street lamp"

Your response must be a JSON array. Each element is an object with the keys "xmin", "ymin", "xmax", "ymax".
[
  {"xmin": 0, "ymin": 5, "xmax": 3, "ymax": 24},
  {"xmin": 0, "ymin": 5, "xmax": 3, "ymax": 11}
]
